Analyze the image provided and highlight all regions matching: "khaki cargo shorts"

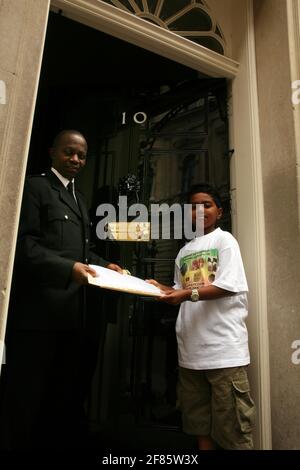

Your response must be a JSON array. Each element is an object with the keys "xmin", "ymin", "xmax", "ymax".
[{"xmin": 177, "ymin": 366, "xmax": 255, "ymax": 450}]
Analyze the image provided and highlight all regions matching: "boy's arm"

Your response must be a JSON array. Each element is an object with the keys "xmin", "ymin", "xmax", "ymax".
[
  {"xmin": 159, "ymin": 285, "xmax": 234, "ymax": 306},
  {"xmin": 146, "ymin": 279, "xmax": 175, "ymax": 294},
  {"xmin": 146, "ymin": 260, "xmax": 182, "ymax": 294}
]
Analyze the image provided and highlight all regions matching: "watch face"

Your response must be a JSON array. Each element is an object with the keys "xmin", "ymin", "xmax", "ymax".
[{"xmin": 191, "ymin": 289, "xmax": 199, "ymax": 301}]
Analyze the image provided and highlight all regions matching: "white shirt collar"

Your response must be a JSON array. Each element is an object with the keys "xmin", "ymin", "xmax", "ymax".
[{"xmin": 51, "ymin": 167, "xmax": 74, "ymax": 188}]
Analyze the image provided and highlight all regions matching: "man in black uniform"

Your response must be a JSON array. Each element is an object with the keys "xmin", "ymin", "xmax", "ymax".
[{"xmin": 0, "ymin": 130, "xmax": 122, "ymax": 449}]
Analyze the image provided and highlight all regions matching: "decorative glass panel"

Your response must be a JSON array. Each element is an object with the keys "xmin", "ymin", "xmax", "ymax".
[
  {"xmin": 169, "ymin": 9, "xmax": 212, "ymax": 31},
  {"xmin": 134, "ymin": 0, "xmax": 144, "ymax": 9},
  {"xmin": 159, "ymin": 0, "xmax": 191, "ymax": 21},
  {"xmin": 102, "ymin": 0, "xmax": 226, "ymax": 55},
  {"xmin": 147, "ymin": 0, "xmax": 159, "ymax": 13},
  {"xmin": 216, "ymin": 25, "xmax": 222, "ymax": 38}
]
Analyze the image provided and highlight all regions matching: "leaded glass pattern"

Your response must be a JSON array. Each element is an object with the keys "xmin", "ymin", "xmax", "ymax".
[{"xmin": 102, "ymin": 0, "xmax": 225, "ymax": 55}]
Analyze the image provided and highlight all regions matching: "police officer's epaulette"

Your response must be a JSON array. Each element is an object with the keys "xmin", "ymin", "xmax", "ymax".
[{"xmin": 28, "ymin": 173, "xmax": 47, "ymax": 178}]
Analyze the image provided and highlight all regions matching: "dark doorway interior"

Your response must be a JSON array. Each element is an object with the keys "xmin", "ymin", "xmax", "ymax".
[
  {"xmin": 27, "ymin": 11, "xmax": 230, "ymax": 450},
  {"xmin": 29, "ymin": 11, "xmax": 198, "ymax": 174}
]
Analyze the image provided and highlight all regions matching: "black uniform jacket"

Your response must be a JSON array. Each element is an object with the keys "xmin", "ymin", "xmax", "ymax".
[{"xmin": 9, "ymin": 170, "xmax": 107, "ymax": 330}]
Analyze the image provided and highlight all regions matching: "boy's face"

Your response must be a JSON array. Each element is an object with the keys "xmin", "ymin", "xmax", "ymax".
[{"xmin": 190, "ymin": 192, "xmax": 223, "ymax": 234}]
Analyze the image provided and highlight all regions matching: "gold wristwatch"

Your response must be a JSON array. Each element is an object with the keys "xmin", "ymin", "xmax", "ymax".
[{"xmin": 190, "ymin": 288, "xmax": 200, "ymax": 302}]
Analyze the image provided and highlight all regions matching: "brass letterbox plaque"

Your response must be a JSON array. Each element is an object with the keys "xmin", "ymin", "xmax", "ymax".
[{"xmin": 107, "ymin": 222, "xmax": 150, "ymax": 241}]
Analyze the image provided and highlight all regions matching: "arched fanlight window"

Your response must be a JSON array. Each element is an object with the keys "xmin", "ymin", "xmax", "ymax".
[{"xmin": 102, "ymin": 0, "xmax": 226, "ymax": 55}]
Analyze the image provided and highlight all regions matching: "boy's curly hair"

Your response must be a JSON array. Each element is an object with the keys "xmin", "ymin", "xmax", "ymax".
[{"xmin": 188, "ymin": 183, "xmax": 222, "ymax": 208}]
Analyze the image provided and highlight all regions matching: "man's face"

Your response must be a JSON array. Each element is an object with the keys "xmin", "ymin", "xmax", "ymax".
[{"xmin": 50, "ymin": 133, "xmax": 87, "ymax": 180}]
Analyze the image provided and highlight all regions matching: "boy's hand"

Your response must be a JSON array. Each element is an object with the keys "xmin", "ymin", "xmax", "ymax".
[
  {"xmin": 159, "ymin": 289, "xmax": 191, "ymax": 305},
  {"xmin": 146, "ymin": 279, "xmax": 174, "ymax": 294}
]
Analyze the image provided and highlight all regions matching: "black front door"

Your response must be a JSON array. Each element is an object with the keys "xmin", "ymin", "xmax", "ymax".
[
  {"xmin": 28, "ymin": 11, "xmax": 230, "ymax": 450},
  {"xmin": 87, "ymin": 79, "xmax": 230, "ymax": 449}
]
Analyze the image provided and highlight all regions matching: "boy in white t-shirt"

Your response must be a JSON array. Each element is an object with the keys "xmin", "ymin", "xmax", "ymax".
[{"xmin": 149, "ymin": 184, "xmax": 255, "ymax": 450}]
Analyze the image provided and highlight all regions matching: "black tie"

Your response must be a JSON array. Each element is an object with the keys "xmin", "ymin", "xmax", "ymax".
[{"xmin": 67, "ymin": 181, "xmax": 76, "ymax": 203}]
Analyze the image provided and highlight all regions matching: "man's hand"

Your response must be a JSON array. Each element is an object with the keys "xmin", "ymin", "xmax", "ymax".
[
  {"xmin": 159, "ymin": 288, "xmax": 191, "ymax": 305},
  {"xmin": 71, "ymin": 262, "xmax": 97, "ymax": 285},
  {"xmin": 106, "ymin": 263, "xmax": 123, "ymax": 274}
]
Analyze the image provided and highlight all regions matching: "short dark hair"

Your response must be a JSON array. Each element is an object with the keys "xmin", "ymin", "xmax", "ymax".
[
  {"xmin": 52, "ymin": 130, "xmax": 87, "ymax": 149},
  {"xmin": 188, "ymin": 183, "xmax": 222, "ymax": 208}
]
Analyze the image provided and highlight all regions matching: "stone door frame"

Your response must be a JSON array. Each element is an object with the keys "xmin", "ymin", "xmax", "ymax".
[{"xmin": 0, "ymin": 0, "xmax": 272, "ymax": 449}]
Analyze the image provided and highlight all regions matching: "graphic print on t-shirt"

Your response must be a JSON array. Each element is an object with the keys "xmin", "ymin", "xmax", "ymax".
[{"xmin": 180, "ymin": 249, "xmax": 219, "ymax": 289}]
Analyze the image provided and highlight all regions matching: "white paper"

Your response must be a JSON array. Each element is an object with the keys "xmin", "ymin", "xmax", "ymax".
[{"xmin": 88, "ymin": 265, "xmax": 162, "ymax": 297}]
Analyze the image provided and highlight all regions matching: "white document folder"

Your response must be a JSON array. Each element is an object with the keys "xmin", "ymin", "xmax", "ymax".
[{"xmin": 88, "ymin": 264, "xmax": 162, "ymax": 297}]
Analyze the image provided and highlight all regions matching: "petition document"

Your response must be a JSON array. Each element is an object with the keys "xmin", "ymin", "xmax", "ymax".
[{"xmin": 88, "ymin": 265, "xmax": 162, "ymax": 297}]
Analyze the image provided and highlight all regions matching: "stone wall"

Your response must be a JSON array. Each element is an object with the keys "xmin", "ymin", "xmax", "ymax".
[
  {"xmin": 254, "ymin": 0, "xmax": 300, "ymax": 450},
  {"xmin": 0, "ymin": 0, "xmax": 50, "ymax": 366}
]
